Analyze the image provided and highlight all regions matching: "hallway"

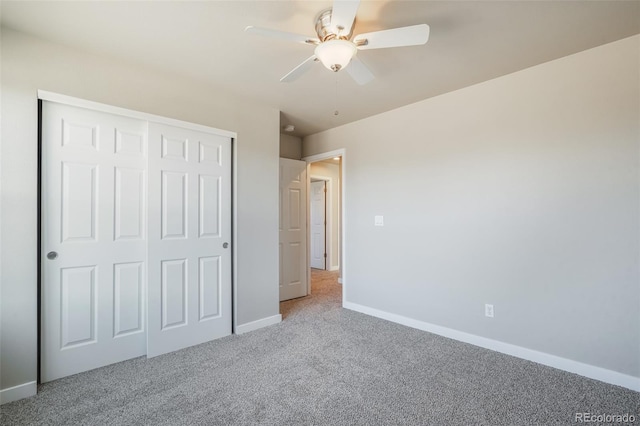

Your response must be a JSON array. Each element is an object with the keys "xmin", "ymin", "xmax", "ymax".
[{"xmin": 280, "ymin": 270, "xmax": 341, "ymax": 320}]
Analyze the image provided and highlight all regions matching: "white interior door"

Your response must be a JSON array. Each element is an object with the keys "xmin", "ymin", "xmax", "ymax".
[
  {"xmin": 310, "ymin": 180, "xmax": 326, "ymax": 270},
  {"xmin": 147, "ymin": 122, "xmax": 232, "ymax": 357},
  {"xmin": 279, "ymin": 158, "xmax": 308, "ymax": 301},
  {"xmin": 41, "ymin": 102, "xmax": 147, "ymax": 382}
]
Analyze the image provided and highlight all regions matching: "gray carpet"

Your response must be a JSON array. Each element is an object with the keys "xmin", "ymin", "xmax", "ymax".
[{"xmin": 1, "ymin": 270, "xmax": 638, "ymax": 425}]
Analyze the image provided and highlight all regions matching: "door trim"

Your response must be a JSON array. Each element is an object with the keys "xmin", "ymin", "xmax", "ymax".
[
  {"xmin": 302, "ymin": 149, "xmax": 346, "ymax": 305},
  {"xmin": 37, "ymin": 91, "xmax": 239, "ymax": 378},
  {"xmin": 38, "ymin": 91, "xmax": 236, "ymax": 138},
  {"xmin": 36, "ymin": 100, "xmax": 43, "ymax": 384}
]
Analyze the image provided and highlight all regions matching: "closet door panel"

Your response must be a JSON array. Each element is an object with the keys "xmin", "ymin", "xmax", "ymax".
[
  {"xmin": 41, "ymin": 102, "xmax": 147, "ymax": 382},
  {"xmin": 147, "ymin": 123, "xmax": 232, "ymax": 358}
]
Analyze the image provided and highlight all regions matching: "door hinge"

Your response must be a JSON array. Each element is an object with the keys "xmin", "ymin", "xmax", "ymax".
[{"xmin": 324, "ymin": 253, "xmax": 327, "ymax": 258}]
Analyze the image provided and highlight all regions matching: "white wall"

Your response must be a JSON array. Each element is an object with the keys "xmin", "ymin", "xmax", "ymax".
[
  {"xmin": 280, "ymin": 133, "xmax": 302, "ymax": 160},
  {"xmin": 0, "ymin": 28, "xmax": 280, "ymax": 395},
  {"xmin": 309, "ymin": 162, "xmax": 340, "ymax": 270},
  {"xmin": 303, "ymin": 36, "xmax": 640, "ymax": 381}
]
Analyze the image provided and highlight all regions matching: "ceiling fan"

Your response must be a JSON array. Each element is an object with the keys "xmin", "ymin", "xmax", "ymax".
[{"xmin": 245, "ymin": 0, "xmax": 430, "ymax": 85}]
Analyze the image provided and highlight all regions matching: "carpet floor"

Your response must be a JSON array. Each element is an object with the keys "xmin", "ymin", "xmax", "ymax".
[{"xmin": 1, "ymin": 269, "xmax": 638, "ymax": 425}]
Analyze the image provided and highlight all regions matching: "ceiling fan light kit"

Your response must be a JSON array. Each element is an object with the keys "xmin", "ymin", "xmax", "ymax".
[
  {"xmin": 245, "ymin": 0, "xmax": 430, "ymax": 85},
  {"xmin": 315, "ymin": 39, "xmax": 357, "ymax": 72}
]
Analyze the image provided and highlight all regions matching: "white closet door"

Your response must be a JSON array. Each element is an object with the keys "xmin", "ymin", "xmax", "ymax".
[
  {"xmin": 147, "ymin": 122, "xmax": 232, "ymax": 357},
  {"xmin": 279, "ymin": 158, "xmax": 308, "ymax": 301},
  {"xmin": 41, "ymin": 102, "xmax": 147, "ymax": 382}
]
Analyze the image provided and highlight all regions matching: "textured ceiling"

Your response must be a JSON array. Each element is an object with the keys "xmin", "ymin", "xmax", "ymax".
[{"xmin": 2, "ymin": 1, "xmax": 638, "ymax": 137}]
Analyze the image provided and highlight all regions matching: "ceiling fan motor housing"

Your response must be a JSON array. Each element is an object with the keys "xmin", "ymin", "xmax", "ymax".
[{"xmin": 315, "ymin": 8, "xmax": 354, "ymax": 41}]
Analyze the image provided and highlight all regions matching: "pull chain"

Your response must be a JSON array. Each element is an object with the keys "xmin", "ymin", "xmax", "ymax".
[{"xmin": 334, "ymin": 75, "xmax": 339, "ymax": 116}]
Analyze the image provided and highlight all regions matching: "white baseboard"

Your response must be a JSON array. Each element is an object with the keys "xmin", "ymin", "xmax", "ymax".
[
  {"xmin": 0, "ymin": 381, "xmax": 37, "ymax": 405},
  {"xmin": 338, "ymin": 277, "xmax": 342, "ymax": 284},
  {"xmin": 329, "ymin": 265, "xmax": 340, "ymax": 272},
  {"xmin": 236, "ymin": 314, "xmax": 282, "ymax": 335},
  {"xmin": 343, "ymin": 301, "xmax": 640, "ymax": 392}
]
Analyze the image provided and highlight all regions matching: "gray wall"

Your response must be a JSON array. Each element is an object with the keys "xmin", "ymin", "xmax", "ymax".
[
  {"xmin": 280, "ymin": 133, "xmax": 302, "ymax": 160},
  {"xmin": 0, "ymin": 28, "xmax": 280, "ymax": 391},
  {"xmin": 303, "ymin": 36, "xmax": 640, "ymax": 378}
]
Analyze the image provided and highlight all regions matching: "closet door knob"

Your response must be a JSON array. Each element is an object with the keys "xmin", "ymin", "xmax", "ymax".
[
  {"xmin": 223, "ymin": 242, "xmax": 229, "ymax": 249},
  {"xmin": 47, "ymin": 251, "xmax": 58, "ymax": 260}
]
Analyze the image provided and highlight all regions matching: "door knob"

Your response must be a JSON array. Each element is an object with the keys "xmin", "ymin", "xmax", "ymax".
[
  {"xmin": 223, "ymin": 242, "xmax": 229, "ymax": 249},
  {"xmin": 47, "ymin": 251, "xmax": 58, "ymax": 260}
]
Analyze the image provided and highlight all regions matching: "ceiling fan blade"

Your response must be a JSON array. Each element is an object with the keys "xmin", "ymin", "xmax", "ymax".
[
  {"xmin": 354, "ymin": 24, "xmax": 430, "ymax": 50},
  {"xmin": 245, "ymin": 26, "xmax": 319, "ymax": 45},
  {"xmin": 346, "ymin": 56, "xmax": 374, "ymax": 85},
  {"xmin": 280, "ymin": 56, "xmax": 318, "ymax": 83},
  {"xmin": 330, "ymin": 0, "xmax": 360, "ymax": 37}
]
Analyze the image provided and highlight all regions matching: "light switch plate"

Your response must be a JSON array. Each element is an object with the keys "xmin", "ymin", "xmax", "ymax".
[{"xmin": 374, "ymin": 215, "xmax": 384, "ymax": 226}]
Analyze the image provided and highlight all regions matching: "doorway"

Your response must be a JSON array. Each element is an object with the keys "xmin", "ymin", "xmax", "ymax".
[
  {"xmin": 279, "ymin": 149, "xmax": 344, "ymax": 319},
  {"xmin": 304, "ymin": 150, "xmax": 345, "ymax": 302}
]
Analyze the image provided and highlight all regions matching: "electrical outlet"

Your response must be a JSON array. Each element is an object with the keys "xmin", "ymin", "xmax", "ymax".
[
  {"xmin": 485, "ymin": 304, "xmax": 494, "ymax": 318},
  {"xmin": 374, "ymin": 215, "xmax": 384, "ymax": 226}
]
